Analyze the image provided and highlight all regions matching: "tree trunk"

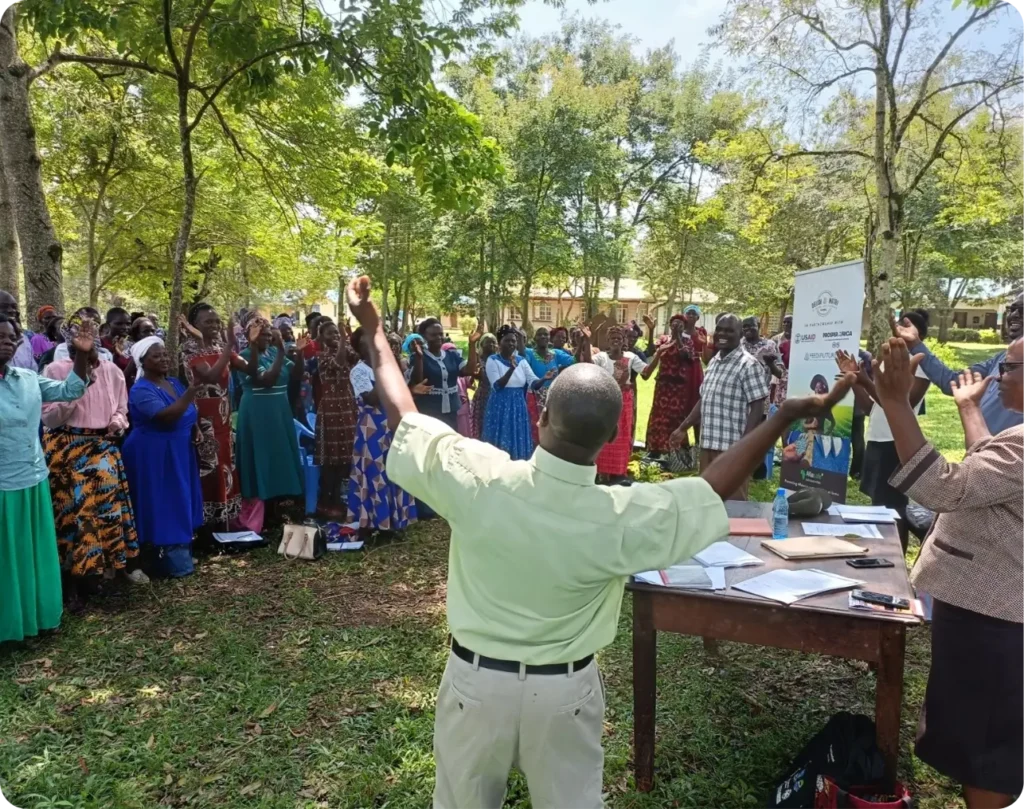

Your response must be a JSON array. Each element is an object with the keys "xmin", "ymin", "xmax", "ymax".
[
  {"xmin": 937, "ymin": 309, "xmax": 951, "ymax": 343},
  {"xmin": 868, "ymin": 1, "xmax": 897, "ymax": 354},
  {"xmin": 0, "ymin": 131, "xmax": 18, "ymax": 298},
  {"xmin": 168, "ymin": 80, "xmax": 196, "ymax": 357},
  {"xmin": 0, "ymin": 8, "xmax": 64, "ymax": 314}
]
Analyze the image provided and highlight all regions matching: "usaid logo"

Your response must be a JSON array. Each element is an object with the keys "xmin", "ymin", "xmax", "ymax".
[
  {"xmin": 795, "ymin": 333, "xmax": 816, "ymax": 344},
  {"xmin": 811, "ymin": 290, "xmax": 839, "ymax": 317}
]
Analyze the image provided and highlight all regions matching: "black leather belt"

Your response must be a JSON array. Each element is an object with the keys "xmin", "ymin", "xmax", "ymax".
[{"xmin": 451, "ymin": 638, "xmax": 593, "ymax": 675}]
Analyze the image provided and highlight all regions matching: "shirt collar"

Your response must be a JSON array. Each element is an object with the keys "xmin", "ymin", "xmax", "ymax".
[{"xmin": 531, "ymin": 446, "xmax": 597, "ymax": 487}]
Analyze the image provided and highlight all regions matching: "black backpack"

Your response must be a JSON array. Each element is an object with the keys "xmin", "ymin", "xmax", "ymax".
[{"xmin": 767, "ymin": 712, "xmax": 886, "ymax": 808}]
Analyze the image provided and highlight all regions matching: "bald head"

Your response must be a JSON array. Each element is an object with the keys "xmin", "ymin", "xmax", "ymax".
[
  {"xmin": 714, "ymin": 313, "xmax": 741, "ymax": 353},
  {"xmin": 540, "ymin": 363, "xmax": 622, "ymax": 458}
]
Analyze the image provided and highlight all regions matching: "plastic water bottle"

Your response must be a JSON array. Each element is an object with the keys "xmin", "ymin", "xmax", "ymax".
[{"xmin": 772, "ymin": 488, "xmax": 789, "ymax": 539}]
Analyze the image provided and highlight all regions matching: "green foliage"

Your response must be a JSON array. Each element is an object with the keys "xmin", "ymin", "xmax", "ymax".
[
  {"xmin": 923, "ymin": 336, "xmax": 962, "ymax": 365},
  {"xmin": 457, "ymin": 315, "xmax": 478, "ymax": 335},
  {"xmin": 977, "ymin": 328, "xmax": 1002, "ymax": 344}
]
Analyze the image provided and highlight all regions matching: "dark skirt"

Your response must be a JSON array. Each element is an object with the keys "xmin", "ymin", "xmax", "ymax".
[
  {"xmin": 915, "ymin": 599, "xmax": 1023, "ymax": 794},
  {"xmin": 859, "ymin": 441, "xmax": 908, "ymax": 510}
]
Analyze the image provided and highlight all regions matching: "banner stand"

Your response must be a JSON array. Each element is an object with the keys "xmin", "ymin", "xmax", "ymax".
[{"xmin": 780, "ymin": 259, "xmax": 865, "ymax": 503}]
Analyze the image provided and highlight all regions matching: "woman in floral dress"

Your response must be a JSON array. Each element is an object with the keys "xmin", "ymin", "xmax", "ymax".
[{"xmin": 311, "ymin": 319, "xmax": 359, "ymax": 517}]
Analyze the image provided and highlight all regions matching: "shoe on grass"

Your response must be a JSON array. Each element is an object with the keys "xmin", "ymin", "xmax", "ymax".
[{"xmin": 126, "ymin": 569, "xmax": 151, "ymax": 585}]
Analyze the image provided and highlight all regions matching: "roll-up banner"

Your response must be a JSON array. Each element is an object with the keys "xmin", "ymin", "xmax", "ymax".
[{"xmin": 781, "ymin": 259, "xmax": 865, "ymax": 503}]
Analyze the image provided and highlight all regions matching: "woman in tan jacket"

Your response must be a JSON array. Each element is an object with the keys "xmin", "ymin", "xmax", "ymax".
[{"xmin": 874, "ymin": 336, "xmax": 1023, "ymax": 809}]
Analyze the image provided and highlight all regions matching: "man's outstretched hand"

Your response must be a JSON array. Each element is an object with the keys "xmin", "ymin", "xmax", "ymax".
[
  {"xmin": 781, "ymin": 372, "xmax": 856, "ymax": 421},
  {"xmin": 347, "ymin": 275, "xmax": 380, "ymax": 332}
]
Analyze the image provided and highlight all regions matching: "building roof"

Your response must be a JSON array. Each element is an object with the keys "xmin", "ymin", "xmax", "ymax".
[{"xmin": 531, "ymin": 278, "xmax": 717, "ymax": 305}]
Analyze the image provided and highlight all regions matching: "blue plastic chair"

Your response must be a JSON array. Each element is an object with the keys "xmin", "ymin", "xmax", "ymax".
[{"xmin": 293, "ymin": 419, "xmax": 319, "ymax": 515}]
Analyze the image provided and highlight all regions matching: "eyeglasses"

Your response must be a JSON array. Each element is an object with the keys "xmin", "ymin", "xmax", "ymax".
[{"xmin": 998, "ymin": 361, "xmax": 1023, "ymax": 377}]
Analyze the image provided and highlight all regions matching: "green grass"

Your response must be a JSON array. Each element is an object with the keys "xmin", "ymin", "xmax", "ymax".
[{"xmin": 0, "ymin": 344, "xmax": 996, "ymax": 809}]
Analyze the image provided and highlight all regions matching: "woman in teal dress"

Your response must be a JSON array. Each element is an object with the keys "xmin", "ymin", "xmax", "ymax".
[
  {"xmin": 235, "ymin": 316, "xmax": 305, "ymax": 508},
  {"xmin": 0, "ymin": 314, "xmax": 94, "ymax": 643}
]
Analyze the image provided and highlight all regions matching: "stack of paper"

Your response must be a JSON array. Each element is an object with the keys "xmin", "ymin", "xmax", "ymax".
[
  {"xmin": 693, "ymin": 541, "xmax": 764, "ymax": 568},
  {"xmin": 326, "ymin": 540, "xmax": 365, "ymax": 552},
  {"xmin": 801, "ymin": 522, "xmax": 883, "ymax": 540},
  {"xmin": 635, "ymin": 565, "xmax": 727, "ymax": 590},
  {"xmin": 732, "ymin": 569, "xmax": 863, "ymax": 605},
  {"xmin": 827, "ymin": 504, "xmax": 900, "ymax": 524},
  {"xmin": 728, "ymin": 517, "xmax": 773, "ymax": 537}
]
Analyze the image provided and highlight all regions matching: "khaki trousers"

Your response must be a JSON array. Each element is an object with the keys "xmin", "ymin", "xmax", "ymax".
[
  {"xmin": 433, "ymin": 650, "xmax": 605, "ymax": 809},
  {"xmin": 699, "ymin": 448, "xmax": 749, "ymax": 501}
]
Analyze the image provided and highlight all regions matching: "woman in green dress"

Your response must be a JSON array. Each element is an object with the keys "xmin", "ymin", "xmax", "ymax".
[
  {"xmin": 235, "ymin": 315, "xmax": 305, "ymax": 511},
  {"xmin": 0, "ymin": 314, "xmax": 95, "ymax": 643}
]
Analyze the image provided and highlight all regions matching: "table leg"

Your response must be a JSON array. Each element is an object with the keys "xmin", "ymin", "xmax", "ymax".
[
  {"xmin": 633, "ymin": 591, "xmax": 656, "ymax": 792},
  {"xmin": 874, "ymin": 624, "xmax": 906, "ymax": 786}
]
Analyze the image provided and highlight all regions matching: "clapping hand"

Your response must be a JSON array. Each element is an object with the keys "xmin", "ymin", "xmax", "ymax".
[
  {"xmin": 296, "ymin": 334, "xmax": 310, "ymax": 354},
  {"xmin": 834, "ymin": 349, "xmax": 860, "ymax": 376},
  {"xmin": 543, "ymin": 368, "xmax": 558, "ymax": 381},
  {"xmin": 346, "ymin": 275, "xmax": 380, "ymax": 332},
  {"xmin": 950, "ymin": 369, "xmax": 993, "ymax": 409},
  {"xmin": 890, "ymin": 313, "xmax": 921, "ymax": 347},
  {"xmin": 871, "ymin": 338, "xmax": 924, "ymax": 406},
  {"xmin": 271, "ymin": 328, "xmax": 285, "ymax": 350},
  {"xmin": 248, "ymin": 322, "xmax": 262, "ymax": 344},
  {"xmin": 70, "ymin": 319, "xmax": 98, "ymax": 355}
]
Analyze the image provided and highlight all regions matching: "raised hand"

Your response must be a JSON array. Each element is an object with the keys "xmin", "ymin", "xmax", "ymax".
[
  {"xmin": 295, "ymin": 334, "xmax": 310, "ymax": 354},
  {"xmin": 642, "ymin": 314, "xmax": 656, "ymax": 331},
  {"xmin": 890, "ymin": 314, "xmax": 921, "ymax": 347},
  {"xmin": 950, "ymin": 369, "xmax": 994, "ymax": 409},
  {"xmin": 782, "ymin": 371, "xmax": 857, "ymax": 421},
  {"xmin": 579, "ymin": 325, "xmax": 591, "ymax": 342},
  {"xmin": 346, "ymin": 275, "xmax": 380, "ymax": 331},
  {"xmin": 469, "ymin": 324, "xmax": 484, "ymax": 342},
  {"xmin": 71, "ymin": 319, "xmax": 98, "ymax": 354},
  {"xmin": 178, "ymin": 314, "xmax": 202, "ymax": 340},
  {"xmin": 271, "ymin": 328, "xmax": 285, "ymax": 350},
  {"xmin": 834, "ymin": 349, "xmax": 860, "ymax": 376},
  {"xmin": 871, "ymin": 337, "xmax": 924, "ymax": 405},
  {"xmin": 248, "ymin": 322, "xmax": 262, "ymax": 344},
  {"xmin": 411, "ymin": 340, "xmax": 424, "ymax": 358}
]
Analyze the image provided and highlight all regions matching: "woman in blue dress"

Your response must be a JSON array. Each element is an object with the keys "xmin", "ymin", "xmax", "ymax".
[
  {"xmin": 482, "ymin": 325, "xmax": 553, "ymax": 460},
  {"xmin": 122, "ymin": 337, "xmax": 205, "ymax": 578},
  {"xmin": 523, "ymin": 326, "xmax": 575, "ymax": 443},
  {"xmin": 409, "ymin": 317, "xmax": 480, "ymax": 430}
]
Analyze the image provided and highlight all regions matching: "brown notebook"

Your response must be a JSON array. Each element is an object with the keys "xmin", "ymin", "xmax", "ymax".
[
  {"xmin": 728, "ymin": 517, "xmax": 774, "ymax": 537},
  {"xmin": 761, "ymin": 537, "xmax": 870, "ymax": 560}
]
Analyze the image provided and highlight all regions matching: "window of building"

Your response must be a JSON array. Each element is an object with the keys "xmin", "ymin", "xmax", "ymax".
[
  {"xmin": 972, "ymin": 315, "xmax": 981, "ymax": 325},
  {"xmin": 614, "ymin": 306, "xmax": 628, "ymax": 325},
  {"xmin": 509, "ymin": 306, "xmax": 522, "ymax": 321},
  {"xmin": 635, "ymin": 302, "xmax": 648, "ymax": 319},
  {"xmin": 534, "ymin": 301, "xmax": 552, "ymax": 322}
]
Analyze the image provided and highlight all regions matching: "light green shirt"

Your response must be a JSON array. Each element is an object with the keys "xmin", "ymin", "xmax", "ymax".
[{"xmin": 387, "ymin": 413, "xmax": 730, "ymax": 665}]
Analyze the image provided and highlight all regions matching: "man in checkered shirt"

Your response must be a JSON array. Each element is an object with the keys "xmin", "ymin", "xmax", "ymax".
[{"xmin": 670, "ymin": 314, "xmax": 769, "ymax": 499}]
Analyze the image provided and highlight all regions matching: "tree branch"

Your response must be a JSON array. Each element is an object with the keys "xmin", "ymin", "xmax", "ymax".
[
  {"xmin": 163, "ymin": 0, "xmax": 184, "ymax": 77},
  {"xmin": 895, "ymin": 2, "xmax": 1004, "ymax": 147},
  {"xmin": 187, "ymin": 39, "xmax": 322, "ymax": 134},
  {"xmin": 184, "ymin": 0, "xmax": 217, "ymax": 73},
  {"xmin": 795, "ymin": 10, "xmax": 880, "ymax": 55},
  {"xmin": 31, "ymin": 52, "xmax": 179, "ymax": 83}
]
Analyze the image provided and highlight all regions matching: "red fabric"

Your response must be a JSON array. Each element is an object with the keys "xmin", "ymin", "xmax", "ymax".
[
  {"xmin": 101, "ymin": 336, "xmax": 131, "ymax": 371},
  {"xmin": 780, "ymin": 339, "xmax": 791, "ymax": 368},
  {"xmin": 645, "ymin": 342, "xmax": 703, "ymax": 452},
  {"xmin": 526, "ymin": 390, "xmax": 541, "ymax": 446},
  {"xmin": 597, "ymin": 388, "xmax": 635, "ymax": 475}
]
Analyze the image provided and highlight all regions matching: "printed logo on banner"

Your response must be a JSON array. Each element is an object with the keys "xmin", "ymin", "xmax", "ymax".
[{"xmin": 811, "ymin": 290, "xmax": 839, "ymax": 317}]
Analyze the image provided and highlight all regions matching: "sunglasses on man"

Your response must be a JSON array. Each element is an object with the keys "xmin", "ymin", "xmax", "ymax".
[{"xmin": 998, "ymin": 361, "xmax": 1023, "ymax": 377}]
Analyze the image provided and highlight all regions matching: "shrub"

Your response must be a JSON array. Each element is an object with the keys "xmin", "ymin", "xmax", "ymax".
[
  {"xmin": 978, "ymin": 328, "xmax": 1002, "ymax": 345},
  {"xmin": 923, "ymin": 337, "xmax": 960, "ymax": 367},
  {"xmin": 458, "ymin": 315, "xmax": 478, "ymax": 336},
  {"xmin": 946, "ymin": 327, "xmax": 981, "ymax": 343}
]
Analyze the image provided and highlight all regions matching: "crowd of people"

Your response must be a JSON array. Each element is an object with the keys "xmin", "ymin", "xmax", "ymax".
[{"xmin": 1, "ymin": 280, "xmax": 1022, "ymax": 807}]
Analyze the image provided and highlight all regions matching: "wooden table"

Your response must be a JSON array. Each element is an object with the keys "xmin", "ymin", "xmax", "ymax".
[{"xmin": 628, "ymin": 500, "xmax": 921, "ymax": 792}]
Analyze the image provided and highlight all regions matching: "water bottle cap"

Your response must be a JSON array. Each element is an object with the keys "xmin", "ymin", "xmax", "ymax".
[{"xmin": 776, "ymin": 488, "xmax": 787, "ymax": 496}]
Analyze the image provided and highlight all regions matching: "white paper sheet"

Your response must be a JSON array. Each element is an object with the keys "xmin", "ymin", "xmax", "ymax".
[
  {"xmin": 800, "ymin": 522, "xmax": 883, "ymax": 539},
  {"xmin": 212, "ymin": 531, "xmax": 263, "ymax": 544},
  {"xmin": 826, "ymin": 505, "xmax": 900, "ymax": 523},
  {"xmin": 732, "ymin": 569, "xmax": 863, "ymax": 605},
  {"xmin": 693, "ymin": 541, "xmax": 764, "ymax": 568}
]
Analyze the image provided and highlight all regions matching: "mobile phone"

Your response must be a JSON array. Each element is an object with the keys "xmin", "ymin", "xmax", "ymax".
[
  {"xmin": 846, "ymin": 557, "xmax": 895, "ymax": 569},
  {"xmin": 853, "ymin": 589, "xmax": 910, "ymax": 610}
]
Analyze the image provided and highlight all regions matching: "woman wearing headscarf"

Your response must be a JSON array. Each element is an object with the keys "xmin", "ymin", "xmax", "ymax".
[
  {"xmin": 41, "ymin": 312, "xmax": 142, "ymax": 604},
  {"xmin": 589, "ymin": 325, "xmax": 658, "ymax": 483},
  {"xmin": 409, "ymin": 317, "xmax": 479, "ymax": 430},
  {"xmin": 179, "ymin": 303, "xmax": 246, "ymax": 531},
  {"xmin": 121, "ymin": 336, "xmax": 204, "ymax": 577},
  {"xmin": 346, "ymin": 327, "xmax": 418, "ymax": 535},
  {"xmin": 470, "ymin": 333, "xmax": 497, "ymax": 439},
  {"xmin": 482, "ymin": 325, "xmax": 552, "ymax": 460},
  {"xmin": 235, "ymin": 314, "xmax": 305, "ymax": 510},
  {"xmin": 873, "ymin": 337, "xmax": 1023, "ymax": 809},
  {"xmin": 123, "ymin": 316, "xmax": 157, "ymax": 390},
  {"xmin": 31, "ymin": 305, "xmax": 58, "ymax": 360},
  {"xmin": 644, "ymin": 311, "xmax": 705, "ymax": 466},
  {"xmin": 309, "ymin": 318, "xmax": 359, "ymax": 517},
  {"xmin": 0, "ymin": 314, "xmax": 93, "ymax": 642}
]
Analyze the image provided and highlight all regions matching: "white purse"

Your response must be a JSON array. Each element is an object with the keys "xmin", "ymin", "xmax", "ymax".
[{"xmin": 277, "ymin": 523, "xmax": 325, "ymax": 561}]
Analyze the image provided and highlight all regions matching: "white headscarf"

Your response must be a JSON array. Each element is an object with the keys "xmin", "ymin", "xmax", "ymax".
[{"xmin": 130, "ymin": 335, "xmax": 164, "ymax": 368}]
